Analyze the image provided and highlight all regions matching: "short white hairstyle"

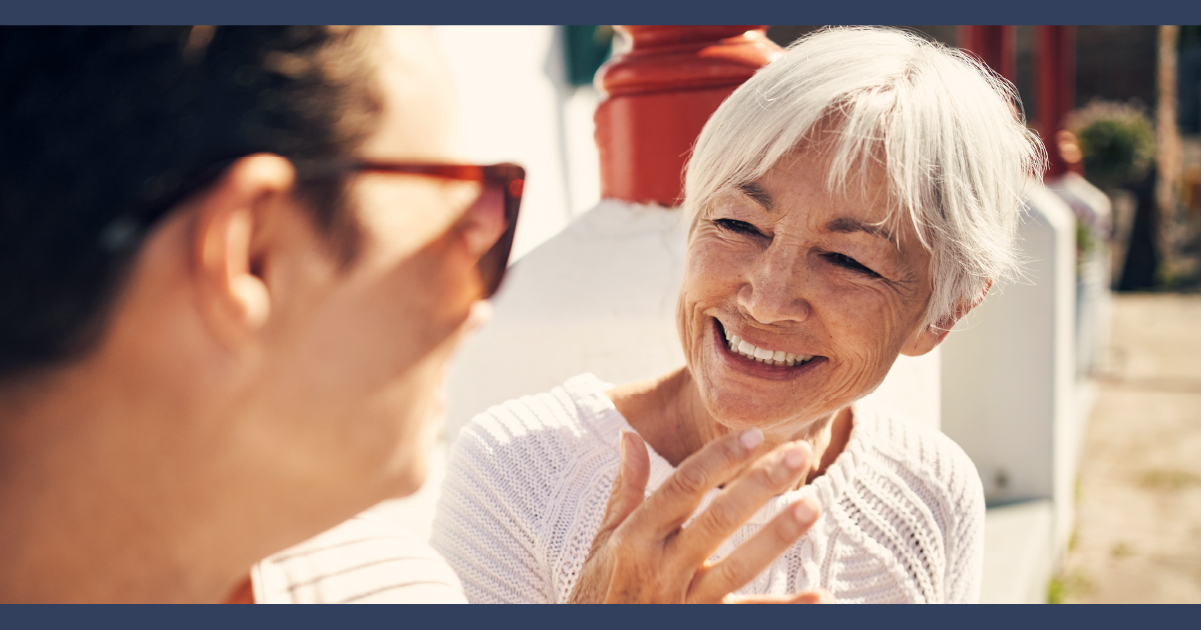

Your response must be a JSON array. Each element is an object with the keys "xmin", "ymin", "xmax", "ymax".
[{"xmin": 684, "ymin": 27, "xmax": 1048, "ymax": 328}]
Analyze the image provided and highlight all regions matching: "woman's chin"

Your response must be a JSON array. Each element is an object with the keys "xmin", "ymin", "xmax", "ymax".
[{"xmin": 699, "ymin": 387, "xmax": 811, "ymax": 433}]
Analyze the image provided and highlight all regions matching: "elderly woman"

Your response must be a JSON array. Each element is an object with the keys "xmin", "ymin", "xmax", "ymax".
[{"xmin": 431, "ymin": 27, "xmax": 1045, "ymax": 604}]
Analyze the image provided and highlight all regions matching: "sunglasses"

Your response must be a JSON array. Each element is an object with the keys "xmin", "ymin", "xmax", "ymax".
[
  {"xmin": 107, "ymin": 157, "xmax": 525, "ymax": 301},
  {"xmin": 301, "ymin": 159, "xmax": 525, "ymax": 300}
]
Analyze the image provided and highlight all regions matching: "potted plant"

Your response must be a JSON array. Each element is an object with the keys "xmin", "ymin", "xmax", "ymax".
[{"xmin": 1066, "ymin": 100, "xmax": 1157, "ymax": 285}]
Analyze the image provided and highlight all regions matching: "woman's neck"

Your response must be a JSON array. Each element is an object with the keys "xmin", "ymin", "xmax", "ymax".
[{"xmin": 607, "ymin": 367, "xmax": 853, "ymax": 486}]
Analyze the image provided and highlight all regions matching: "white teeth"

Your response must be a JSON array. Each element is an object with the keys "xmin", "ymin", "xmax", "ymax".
[{"xmin": 726, "ymin": 335, "xmax": 814, "ymax": 367}]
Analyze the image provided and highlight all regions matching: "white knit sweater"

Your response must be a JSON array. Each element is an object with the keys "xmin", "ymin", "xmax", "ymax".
[{"xmin": 431, "ymin": 374, "xmax": 985, "ymax": 604}]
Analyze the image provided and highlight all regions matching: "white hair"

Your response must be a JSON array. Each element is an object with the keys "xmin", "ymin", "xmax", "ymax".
[{"xmin": 684, "ymin": 27, "xmax": 1048, "ymax": 328}]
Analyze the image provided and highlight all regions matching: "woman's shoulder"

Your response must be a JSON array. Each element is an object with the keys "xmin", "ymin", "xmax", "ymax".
[
  {"xmin": 444, "ymin": 373, "xmax": 625, "ymax": 493},
  {"xmin": 453, "ymin": 373, "xmax": 623, "ymax": 452},
  {"xmin": 435, "ymin": 374, "xmax": 630, "ymax": 603},
  {"xmin": 852, "ymin": 400, "xmax": 984, "ymax": 512},
  {"xmin": 434, "ymin": 373, "xmax": 626, "ymax": 576}
]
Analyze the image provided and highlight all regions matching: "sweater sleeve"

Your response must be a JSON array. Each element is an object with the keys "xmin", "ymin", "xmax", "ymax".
[
  {"xmin": 942, "ymin": 441, "xmax": 986, "ymax": 604},
  {"xmin": 431, "ymin": 400, "xmax": 579, "ymax": 604},
  {"xmin": 430, "ymin": 424, "xmax": 549, "ymax": 603}
]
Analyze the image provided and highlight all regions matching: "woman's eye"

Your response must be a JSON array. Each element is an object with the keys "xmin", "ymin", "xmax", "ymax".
[
  {"xmin": 714, "ymin": 218, "xmax": 762, "ymax": 236},
  {"xmin": 828, "ymin": 253, "xmax": 880, "ymax": 278}
]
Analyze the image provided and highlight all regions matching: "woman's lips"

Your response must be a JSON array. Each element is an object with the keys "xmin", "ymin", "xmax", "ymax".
[
  {"xmin": 714, "ymin": 318, "xmax": 820, "ymax": 367},
  {"xmin": 726, "ymin": 332, "xmax": 816, "ymax": 367},
  {"xmin": 711, "ymin": 318, "xmax": 826, "ymax": 379}
]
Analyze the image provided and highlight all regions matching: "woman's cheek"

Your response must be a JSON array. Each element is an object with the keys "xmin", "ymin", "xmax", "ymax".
[
  {"xmin": 827, "ymin": 288, "xmax": 911, "ymax": 369},
  {"xmin": 692, "ymin": 238, "xmax": 757, "ymax": 287}
]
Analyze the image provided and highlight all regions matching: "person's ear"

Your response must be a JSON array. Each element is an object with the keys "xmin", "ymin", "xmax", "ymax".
[
  {"xmin": 900, "ymin": 280, "xmax": 992, "ymax": 357},
  {"xmin": 189, "ymin": 155, "xmax": 298, "ymax": 348}
]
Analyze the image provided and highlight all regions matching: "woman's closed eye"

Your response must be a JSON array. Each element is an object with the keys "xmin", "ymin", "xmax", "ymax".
[
  {"xmin": 826, "ymin": 252, "xmax": 881, "ymax": 278},
  {"xmin": 714, "ymin": 218, "xmax": 765, "ymax": 237}
]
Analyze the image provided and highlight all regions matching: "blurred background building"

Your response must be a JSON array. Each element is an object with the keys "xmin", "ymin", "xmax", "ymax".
[{"xmin": 374, "ymin": 25, "xmax": 1201, "ymax": 604}]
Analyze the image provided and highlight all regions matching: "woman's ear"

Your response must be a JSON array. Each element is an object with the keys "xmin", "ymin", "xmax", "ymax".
[
  {"xmin": 900, "ymin": 280, "xmax": 992, "ymax": 357},
  {"xmin": 189, "ymin": 155, "xmax": 298, "ymax": 349}
]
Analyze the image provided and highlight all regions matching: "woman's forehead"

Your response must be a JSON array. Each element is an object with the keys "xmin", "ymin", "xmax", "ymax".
[{"xmin": 757, "ymin": 151, "xmax": 895, "ymax": 218}]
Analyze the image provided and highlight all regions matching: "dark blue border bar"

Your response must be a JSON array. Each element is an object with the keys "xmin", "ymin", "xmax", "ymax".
[
  {"xmin": 0, "ymin": 0, "xmax": 1199, "ymax": 27},
  {"xmin": 0, "ymin": 602, "xmax": 1191, "ymax": 630}
]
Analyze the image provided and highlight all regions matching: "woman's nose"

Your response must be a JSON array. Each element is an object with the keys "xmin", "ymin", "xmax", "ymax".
[{"xmin": 737, "ymin": 244, "xmax": 812, "ymax": 325}]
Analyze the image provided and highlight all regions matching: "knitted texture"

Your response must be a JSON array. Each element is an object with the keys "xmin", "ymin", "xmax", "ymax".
[{"xmin": 431, "ymin": 373, "xmax": 985, "ymax": 604}]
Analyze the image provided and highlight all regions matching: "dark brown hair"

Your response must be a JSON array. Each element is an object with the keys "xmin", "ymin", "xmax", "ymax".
[{"xmin": 0, "ymin": 26, "xmax": 384, "ymax": 378}]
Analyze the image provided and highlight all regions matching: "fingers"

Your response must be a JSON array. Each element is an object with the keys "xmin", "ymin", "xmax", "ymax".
[
  {"xmin": 726, "ymin": 589, "xmax": 833, "ymax": 604},
  {"xmin": 687, "ymin": 492, "xmax": 823, "ymax": 604},
  {"xmin": 625, "ymin": 428, "xmax": 765, "ymax": 538},
  {"xmin": 673, "ymin": 441, "xmax": 813, "ymax": 566},
  {"xmin": 786, "ymin": 589, "xmax": 833, "ymax": 604},
  {"xmin": 595, "ymin": 431, "xmax": 651, "ymax": 539}
]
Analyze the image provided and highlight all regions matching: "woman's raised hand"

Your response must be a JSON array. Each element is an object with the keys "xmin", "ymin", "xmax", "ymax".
[{"xmin": 569, "ymin": 429, "xmax": 830, "ymax": 604}]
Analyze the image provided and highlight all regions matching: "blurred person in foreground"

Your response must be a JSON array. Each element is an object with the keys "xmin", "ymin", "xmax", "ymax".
[
  {"xmin": 0, "ymin": 24, "xmax": 498, "ymax": 603},
  {"xmin": 432, "ymin": 27, "xmax": 1047, "ymax": 604},
  {"xmin": 0, "ymin": 26, "xmax": 823, "ymax": 604}
]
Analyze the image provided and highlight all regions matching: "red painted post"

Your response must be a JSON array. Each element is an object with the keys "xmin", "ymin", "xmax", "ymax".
[
  {"xmin": 957, "ymin": 25, "xmax": 1016, "ymax": 82},
  {"xmin": 1035, "ymin": 25, "xmax": 1077, "ymax": 179},
  {"xmin": 594, "ymin": 26, "xmax": 782, "ymax": 207}
]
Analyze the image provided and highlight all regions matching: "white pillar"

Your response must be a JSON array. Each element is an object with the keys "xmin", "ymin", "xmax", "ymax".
[{"xmin": 940, "ymin": 182, "xmax": 1077, "ymax": 556}]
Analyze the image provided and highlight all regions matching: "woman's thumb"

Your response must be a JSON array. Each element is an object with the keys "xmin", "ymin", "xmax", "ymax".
[{"xmin": 599, "ymin": 430, "xmax": 650, "ymax": 534}]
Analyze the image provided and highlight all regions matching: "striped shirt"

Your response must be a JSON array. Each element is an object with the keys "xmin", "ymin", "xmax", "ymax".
[{"xmin": 252, "ymin": 511, "xmax": 466, "ymax": 604}]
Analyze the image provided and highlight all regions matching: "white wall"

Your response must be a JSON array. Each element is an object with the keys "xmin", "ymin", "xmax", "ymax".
[{"xmin": 941, "ymin": 184, "xmax": 1077, "ymax": 553}]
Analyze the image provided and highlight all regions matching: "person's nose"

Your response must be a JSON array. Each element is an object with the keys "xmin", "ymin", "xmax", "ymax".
[{"xmin": 736, "ymin": 241, "xmax": 812, "ymax": 326}]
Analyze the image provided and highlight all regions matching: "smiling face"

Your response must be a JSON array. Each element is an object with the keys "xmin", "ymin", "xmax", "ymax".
[{"xmin": 678, "ymin": 149, "xmax": 942, "ymax": 440}]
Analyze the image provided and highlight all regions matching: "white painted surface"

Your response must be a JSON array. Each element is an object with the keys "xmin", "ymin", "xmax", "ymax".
[
  {"xmin": 1046, "ymin": 172, "xmax": 1113, "ymax": 380},
  {"xmin": 443, "ymin": 199, "xmax": 689, "ymax": 438},
  {"xmin": 941, "ymin": 183, "xmax": 1078, "ymax": 560},
  {"xmin": 981, "ymin": 500, "xmax": 1055, "ymax": 604}
]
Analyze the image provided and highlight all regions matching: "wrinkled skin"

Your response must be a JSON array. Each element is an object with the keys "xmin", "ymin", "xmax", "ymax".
[
  {"xmin": 570, "ymin": 430, "xmax": 830, "ymax": 604},
  {"xmin": 678, "ymin": 150, "xmax": 942, "ymax": 449}
]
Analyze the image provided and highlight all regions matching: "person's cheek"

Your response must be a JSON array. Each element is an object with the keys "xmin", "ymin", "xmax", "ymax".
[{"xmin": 459, "ymin": 187, "xmax": 506, "ymax": 258}]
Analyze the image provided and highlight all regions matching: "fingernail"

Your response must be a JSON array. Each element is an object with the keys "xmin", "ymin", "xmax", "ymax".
[
  {"xmin": 739, "ymin": 428, "xmax": 764, "ymax": 450},
  {"xmin": 793, "ymin": 498, "xmax": 820, "ymax": 524},
  {"xmin": 783, "ymin": 445, "xmax": 807, "ymax": 469}
]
